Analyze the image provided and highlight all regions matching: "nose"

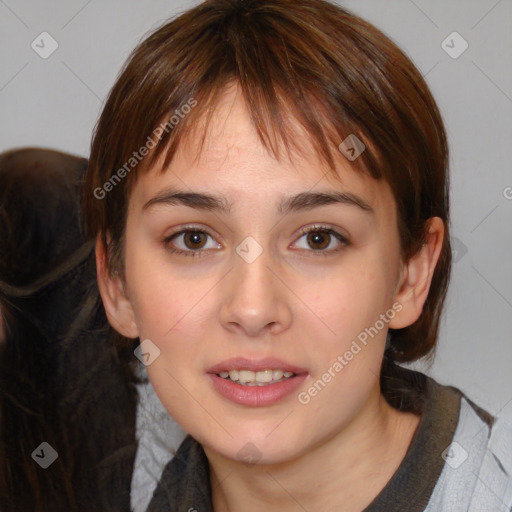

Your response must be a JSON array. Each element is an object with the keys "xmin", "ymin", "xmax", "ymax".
[{"xmin": 218, "ymin": 242, "xmax": 292, "ymax": 338}]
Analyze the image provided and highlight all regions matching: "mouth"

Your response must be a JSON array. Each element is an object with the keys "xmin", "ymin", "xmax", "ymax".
[
  {"xmin": 216, "ymin": 369, "xmax": 296, "ymax": 386},
  {"xmin": 206, "ymin": 357, "xmax": 308, "ymax": 406}
]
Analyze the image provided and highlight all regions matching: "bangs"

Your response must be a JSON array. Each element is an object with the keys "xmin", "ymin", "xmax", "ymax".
[
  {"xmin": 144, "ymin": 79, "xmax": 375, "ymax": 184},
  {"xmin": 102, "ymin": 0, "xmax": 415, "ymax": 195}
]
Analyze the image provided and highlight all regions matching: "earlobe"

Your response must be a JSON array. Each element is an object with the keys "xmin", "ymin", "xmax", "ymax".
[
  {"xmin": 389, "ymin": 217, "xmax": 445, "ymax": 329},
  {"xmin": 95, "ymin": 236, "xmax": 139, "ymax": 339}
]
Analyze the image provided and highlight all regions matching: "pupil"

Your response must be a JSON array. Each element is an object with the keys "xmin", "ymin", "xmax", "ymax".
[
  {"xmin": 185, "ymin": 231, "xmax": 205, "ymax": 249},
  {"xmin": 308, "ymin": 231, "xmax": 329, "ymax": 250}
]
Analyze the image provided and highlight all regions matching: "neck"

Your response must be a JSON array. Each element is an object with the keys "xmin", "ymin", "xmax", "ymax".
[{"xmin": 206, "ymin": 385, "xmax": 420, "ymax": 512}]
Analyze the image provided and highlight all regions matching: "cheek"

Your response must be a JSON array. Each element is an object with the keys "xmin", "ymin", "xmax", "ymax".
[
  {"xmin": 124, "ymin": 233, "xmax": 196, "ymax": 337},
  {"xmin": 304, "ymin": 261, "xmax": 390, "ymax": 340},
  {"xmin": 131, "ymin": 282, "xmax": 210, "ymax": 364},
  {"xmin": 298, "ymin": 273, "xmax": 388, "ymax": 424},
  {"xmin": 124, "ymin": 248, "xmax": 217, "ymax": 390}
]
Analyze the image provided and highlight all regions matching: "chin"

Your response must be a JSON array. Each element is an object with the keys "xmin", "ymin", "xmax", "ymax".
[{"xmin": 202, "ymin": 425, "xmax": 306, "ymax": 466}]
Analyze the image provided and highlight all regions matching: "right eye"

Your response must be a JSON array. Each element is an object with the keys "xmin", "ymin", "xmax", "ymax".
[{"xmin": 163, "ymin": 227, "xmax": 222, "ymax": 258}]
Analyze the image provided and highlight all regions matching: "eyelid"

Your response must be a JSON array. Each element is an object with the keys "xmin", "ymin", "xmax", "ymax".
[
  {"xmin": 291, "ymin": 224, "xmax": 349, "ymax": 254},
  {"xmin": 162, "ymin": 224, "xmax": 221, "ymax": 258},
  {"xmin": 295, "ymin": 223, "xmax": 348, "ymax": 239},
  {"xmin": 163, "ymin": 223, "xmax": 218, "ymax": 241}
]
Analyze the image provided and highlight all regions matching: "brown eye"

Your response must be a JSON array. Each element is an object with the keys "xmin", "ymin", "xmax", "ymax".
[
  {"xmin": 163, "ymin": 228, "xmax": 221, "ymax": 258},
  {"xmin": 306, "ymin": 230, "xmax": 331, "ymax": 250},
  {"xmin": 293, "ymin": 225, "xmax": 349, "ymax": 255},
  {"xmin": 183, "ymin": 231, "xmax": 208, "ymax": 250}
]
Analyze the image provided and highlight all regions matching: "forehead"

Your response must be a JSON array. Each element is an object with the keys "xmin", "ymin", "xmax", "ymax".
[{"xmin": 132, "ymin": 85, "xmax": 395, "ymax": 215}]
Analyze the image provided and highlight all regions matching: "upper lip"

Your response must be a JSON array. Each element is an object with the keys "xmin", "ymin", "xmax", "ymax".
[{"xmin": 207, "ymin": 357, "xmax": 308, "ymax": 375}]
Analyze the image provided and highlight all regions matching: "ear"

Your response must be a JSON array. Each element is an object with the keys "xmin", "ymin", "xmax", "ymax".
[
  {"xmin": 95, "ymin": 236, "xmax": 139, "ymax": 339},
  {"xmin": 389, "ymin": 217, "xmax": 445, "ymax": 329}
]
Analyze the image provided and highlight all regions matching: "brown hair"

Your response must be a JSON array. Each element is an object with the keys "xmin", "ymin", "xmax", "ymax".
[{"xmin": 83, "ymin": 0, "xmax": 451, "ymax": 366}]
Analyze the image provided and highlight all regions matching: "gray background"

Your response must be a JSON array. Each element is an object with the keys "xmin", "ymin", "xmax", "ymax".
[{"xmin": 1, "ymin": 0, "xmax": 511, "ymax": 415}]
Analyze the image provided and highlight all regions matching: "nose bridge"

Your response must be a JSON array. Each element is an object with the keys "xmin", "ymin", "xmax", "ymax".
[
  {"xmin": 232, "ymin": 234, "xmax": 276, "ymax": 303},
  {"xmin": 234, "ymin": 237, "xmax": 272, "ymax": 294},
  {"xmin": 219, "ymin": 233, "xmax": 291, "ymax": 336}
]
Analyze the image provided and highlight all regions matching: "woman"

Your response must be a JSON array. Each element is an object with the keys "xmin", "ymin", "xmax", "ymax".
[{"xmin": 83, "ymin": 1, "xmax": 512, "ymax": 510}]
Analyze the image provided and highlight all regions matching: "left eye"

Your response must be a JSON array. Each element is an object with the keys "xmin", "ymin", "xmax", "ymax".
[{"xmin": 293, "ymin": 227, "xmax": 348, "ymax": 253}]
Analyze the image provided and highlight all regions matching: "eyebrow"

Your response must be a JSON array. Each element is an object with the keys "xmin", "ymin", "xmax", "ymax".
[{"xmin": 142, "ymin": 189, "xmax": 374, "ymax": 215}]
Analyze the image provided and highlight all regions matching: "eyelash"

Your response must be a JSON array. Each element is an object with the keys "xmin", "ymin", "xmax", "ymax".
[{"xmin": 163, "ymin": 224, "xmax": 349, "ymax": 258}]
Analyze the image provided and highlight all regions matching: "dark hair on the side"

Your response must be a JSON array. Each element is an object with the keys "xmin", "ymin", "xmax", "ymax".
[
  {"xmin": 83, "ymin": 0, "xmax": 451, "ymax": 368},
  {"xmin": 0, "ymin": 148, "xmax": 137, "ymax": 511}
]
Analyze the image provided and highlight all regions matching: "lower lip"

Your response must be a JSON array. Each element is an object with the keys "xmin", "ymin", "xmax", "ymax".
[{"xmin": 207, "ymin": 373, "xmax": 308, "ymax": 407}]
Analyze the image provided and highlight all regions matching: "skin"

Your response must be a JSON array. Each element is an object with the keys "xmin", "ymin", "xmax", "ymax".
[{"xmin": 98, "ymin": 83, "xmax": 444, "ymax": 511}]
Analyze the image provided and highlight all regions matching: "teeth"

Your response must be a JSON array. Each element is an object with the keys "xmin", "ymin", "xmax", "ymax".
[
  {"xmin": 273, "ymin": 370, "xmax": 284, "ymax": 380},
  {"xmin": 239, "ymin": 370, "xmax": 256, "ymax": 383},
  {"xmin": 256, "ymin": 370, "xmax": 273, "ymax": 383},
  {"xmin": 218, "ymin": 369, "xmax": 296, "ymax": 385}
]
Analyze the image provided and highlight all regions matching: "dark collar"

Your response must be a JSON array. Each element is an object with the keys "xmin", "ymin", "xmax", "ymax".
[{"xmin": 364, "ymin": 376, "xmax": 462, "ymax": 511}]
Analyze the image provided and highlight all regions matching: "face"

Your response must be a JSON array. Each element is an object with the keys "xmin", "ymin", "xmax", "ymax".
[{"xmin": 119, "ymin": 85, "xmax": 407, "ymax": 464}]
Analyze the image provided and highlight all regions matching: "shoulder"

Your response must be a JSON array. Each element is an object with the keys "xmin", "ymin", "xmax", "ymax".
[
  {"xmin": 377, "ymin": 366, "xmax": 511, "ymax": 511},
  {"xmin": 146, "ymin": 434, "xmax": 212, "ymax": 512},
  {"xmin": 131, "ymin": 372, "xmax": 188, "ymax": 512},
  {"xmin": 425, "ymin": 382, "xmax": 512, "ymax": 511}
]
